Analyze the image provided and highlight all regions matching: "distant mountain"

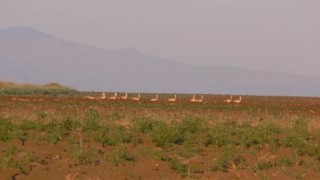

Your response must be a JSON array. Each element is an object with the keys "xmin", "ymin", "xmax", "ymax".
[{"xmin": 1, "ymin": 26, "xmax": 319, "ymax": 96}]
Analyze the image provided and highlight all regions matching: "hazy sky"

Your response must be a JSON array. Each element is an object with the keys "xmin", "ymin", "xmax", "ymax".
[{"xmin": 1, "ymin": 0, "xmax": 320, "ymax": 76}]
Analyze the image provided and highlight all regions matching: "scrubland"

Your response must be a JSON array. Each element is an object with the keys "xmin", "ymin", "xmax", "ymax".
[{"xmin": 0, "ymin": 94, "xmax": 320, "ymax": 179}]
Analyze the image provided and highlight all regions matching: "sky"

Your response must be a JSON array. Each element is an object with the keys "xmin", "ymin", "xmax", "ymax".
[{"xmin": 1, "ymin": 0, "xmax": 320, "ymax": 76}]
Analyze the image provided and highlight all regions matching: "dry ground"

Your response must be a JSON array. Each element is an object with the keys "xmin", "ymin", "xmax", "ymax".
[{"xmin": 1, "ymin": 94, "xmax": 320, "ymax": 179}]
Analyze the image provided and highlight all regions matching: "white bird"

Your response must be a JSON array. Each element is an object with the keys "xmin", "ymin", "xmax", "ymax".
[
  {"xmin": 167, "ymin": 94, "xmax": 177, "ymax": 102},
  {"xmin": 195, "ymin": 95, "xmax": 204, "ymax": 103},
  {"xmin": 233, "ymin": 96, "xmax": 242, "ymax": 104},
  {"xmin": 131, "ymin": 93, "xmax": 141, "ymax": 101},
  {"xmin": 108, "ymin": 92, "xmax": 117, "ymax": 100},
  {"xmin": 120, "ymin": 93, "xmax": 128, "ymax": 100},
  {"xmin": 85, "ymin": 95, "xmax": 95, "ymax": 100},
  {"xmin": 224, "ymin": 95, "xmax": 233, "ymax": 104},
  {"xmin": 150, "ymin": 94, "xmax": 159, "ymax": 102},
  {"xmin": 99, "ymin": 92, "xmax": 106, "ymax": 100},
  {"xmin": 190, "ymin": 95, "xmax": 196, "ymax": 102}
]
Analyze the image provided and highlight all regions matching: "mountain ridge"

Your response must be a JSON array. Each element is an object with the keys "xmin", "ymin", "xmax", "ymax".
[{"xmin": 0, "ymin": 26, "xmax": 319, "ymax": 96}]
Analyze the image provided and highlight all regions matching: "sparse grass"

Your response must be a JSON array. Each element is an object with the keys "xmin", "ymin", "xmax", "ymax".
[
  {"xmin": 3, "ymin": 144, "xmax": 20, "ymax": 156},
  {"xmin": 109, "ymin": 146, "xmax": 136, "ymax": 165},
  {"xmin": 132, "ymin": 116, "xmax": 161, "ymax": 134},
  {"xmin": 150, "ymin": 121, "xmax": 182, "ymax": 148},
  {"xmin": 0, "ymin": 144, "xmax": 35, "ymax": 172},
  {"xmin": 280, "ymin": 156, "xmax": 293, "ymax": 167},
  {"xmin": 0, "ymin": 118, "xmax": 16, "ymax": 142},
  {"xmin": 255, "ymin": 161, "xmax": 277, "ymax": 171},
  {"xmin": 71, "ymin": 144, "xmax": 98, "ymax": 165},
  {"xmin": 168, "ymin": 158, "xmax": 188, "ymax": 178},
  {"xmin": 293, "ymin": 172, "xmax": 305, "ymax": 180},
  {"xmin": 45, "ymin": 121, "xmax": 63, "ymax": 144},
  {"xmin": 82, "ymin": 108, "xmax": 101, "ymax": 132},
  {"xmin": 1, "ymin": 94, "xmax": 320, "ymax": 178},
  {"xmin": 95, "ymin": 125, "xmax": 132, "ymax": 146},
  {"xmin": 138, "ymin": 147, "xmax": 163, "ymax": 161},
  {"xmin": 213, "ymin": 144, "xmax": 243, "ymax": 172}
]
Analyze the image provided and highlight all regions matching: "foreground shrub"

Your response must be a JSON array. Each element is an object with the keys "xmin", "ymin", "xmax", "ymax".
[
  {"xmin": 71, "ymin": 145, "xmax": 98, "ymax": 165},
  {"xmin": 0, "ymin": 118, "xmax": 16, "ymax": 142},
  {"xmin": 110, "ymin": 146, "xmax": 136, "ymax": 165},
  {"xmin": 95, "ymin": 125, "xmax": 132, "ymax": 146}
]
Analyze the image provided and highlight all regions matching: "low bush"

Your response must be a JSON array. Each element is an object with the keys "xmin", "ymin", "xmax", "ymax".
[
  {"xmin": 71, "ymin": 145, "xmax": 98, "ymax": 165},
  {"xmin": 110, "ymin": 146, "xmax": 136, "ymax": 165},
  {"xmin": 95, "ymin": 125, "xmax": 132, "ymax": 146}
]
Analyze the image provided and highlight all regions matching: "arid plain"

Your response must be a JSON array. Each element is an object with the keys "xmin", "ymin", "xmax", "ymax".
[{"xmin": 1, "ymin": 92, "xmax": 320, "ymax": 179}]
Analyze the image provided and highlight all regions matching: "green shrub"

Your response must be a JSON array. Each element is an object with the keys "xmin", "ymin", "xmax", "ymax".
[
  {"xmin": 284, "ymin": 133, "xmax": 306, "ymax": 150},
  {"xmin": 138, "ymin": 147, "xmax": 163, "ymax": 161},
  {"xmin": 132, "ymin": 116, "xmax": 162, "ymax": 134},
  {"xmin": 44, "ymin": 120, "xmax": 67, "ymax": 144},
  {"xmin": 258, "ymin": 124, "xmax": 281, "ymax": 151},
  {"xmin": 82, "ymin": 108, "xmax": 101, "ymax": 132},
  {"xmin": 62, "ymin": 116, "xmax": 81, "ymax": 131},
  {"xmin": 235, "ymin": 123, "xmax": 261, "ymax": 148},
  {"xmin": 255, "ymin": 161, "xmax": 277, "ymax": 171},
  {"xmin": 110, "ymin": 146, "xmax": 136, "ymax": 165},
  {"xmin": 95, "ymin": 125, "xmax": 132, "ymax": 146},
  {"xmin": 205, "ymin": 124, "xmax": 231, "ymax": 147},
  {"xmin": 0, "ymin": 145, "xmax": 34, "ymax": 172},
  {"xmin": 3, "ymin": 145, "xmax": 20, "ymax": 156},
  {"xmin": 0, "ymin": 81, "xmax": 79, "ymax": 96},
  {"xmin": 213, "ymin": 145, "xmax": 243, "ymax": 172},
  {"xmin": 71, "ymin": 145, "xmax": 97, "ymax": 165},
  {"xmin": 20, "ymin": 120, "xmax": 44, "ymax": 131},
  {"xmin": 169, "ymin": 158, "xmax": 188, "ymax": 177},
  {"xmin": 150, "ymin": 122, "xmax": 183, "ymax": 148},
  {"xmin": 0, "ymin": 118, "xmax": 15, "ymax": 142},
  {"xmin": 178, "ymin": 117, "xmax": 206, "ymax": 135},
  {"xmin": 293, "ymin": 118, "xmax": 311, "ymax": 141},
  {"xmin": 279, "ymin": 157, "xmax": 293, "ymax": 167},
  {"xmin": 106, "ymin": 112, "xmax": 125, "ymax": 121}
]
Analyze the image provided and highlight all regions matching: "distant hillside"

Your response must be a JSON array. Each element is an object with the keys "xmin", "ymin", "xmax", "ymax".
[
  {"xmin": 0, "ymin": 81, "xmax": 78, "ymax": 96},
  {"xmin": 0, "ymin": 26, "xmax": 320, "ymax": 96}
]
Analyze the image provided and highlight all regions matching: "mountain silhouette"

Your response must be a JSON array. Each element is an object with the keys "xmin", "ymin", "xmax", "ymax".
[{"xmin": 0, "ymin": 26, "xmax": 319, "ymax": 96}]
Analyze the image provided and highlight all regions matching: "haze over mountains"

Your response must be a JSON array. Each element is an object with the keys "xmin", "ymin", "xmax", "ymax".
[{"xmin": 0, "ymin": 27, "xmax": 319, "ymax": 96}]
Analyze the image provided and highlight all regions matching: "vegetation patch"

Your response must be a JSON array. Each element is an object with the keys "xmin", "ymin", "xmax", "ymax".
[
  {"xmin": 0, "ymin": 81, "xmax": 78, "ymax": 96},
  {"xmin": 1, "ymin": 94, "xmax": 320, "ymax": 179}
]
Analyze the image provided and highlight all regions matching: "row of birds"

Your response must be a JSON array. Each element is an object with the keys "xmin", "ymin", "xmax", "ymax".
[{"xmin": 85, "ymin": 93, "xmax": 242, "ymax": 104}]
